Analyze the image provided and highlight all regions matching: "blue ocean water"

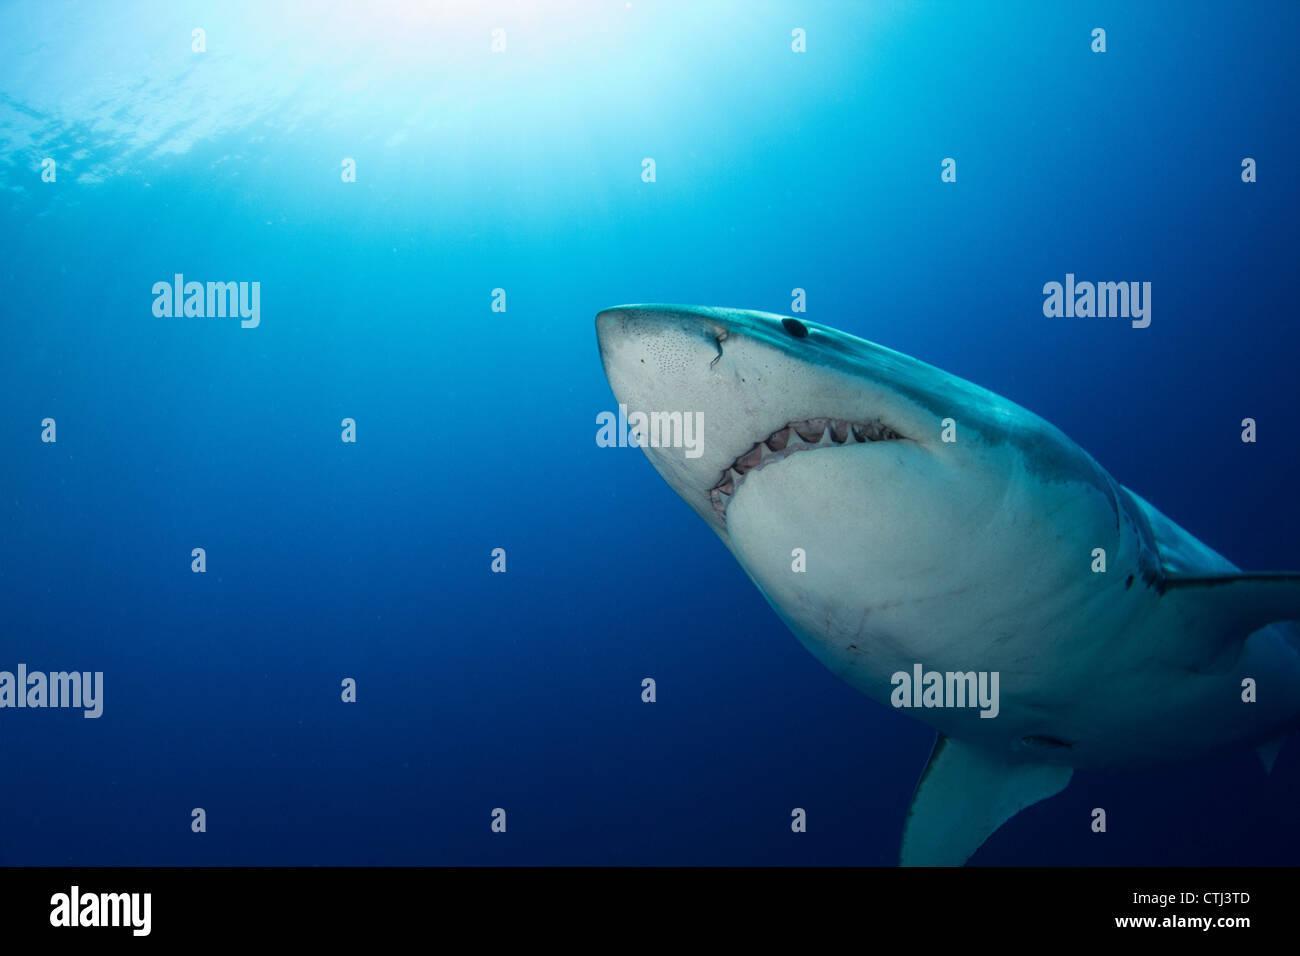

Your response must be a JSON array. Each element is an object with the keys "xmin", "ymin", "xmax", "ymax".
[{"xmin": 1, "ymin": 0, "xmax": 1297, "ymax": 865}]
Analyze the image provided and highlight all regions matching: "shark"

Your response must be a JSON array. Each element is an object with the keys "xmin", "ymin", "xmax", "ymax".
[{"xmin": 595, "ymin": 303, "xmax": 1300, "ymax": 865}]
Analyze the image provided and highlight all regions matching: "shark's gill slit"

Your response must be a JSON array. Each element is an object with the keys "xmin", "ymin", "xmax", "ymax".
[
  {"xmin": 710, "ymin": 330, "xmax": 727, "ymax": 369},
  {"xmin": 709, "ymin": 417, "xmax": 907, "ymax": 518}
]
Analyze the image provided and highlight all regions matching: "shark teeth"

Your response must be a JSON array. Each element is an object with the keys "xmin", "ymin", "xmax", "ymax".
[{"xmin": 709, "ymin": 417, "xmax": 905, "ymax": 520}]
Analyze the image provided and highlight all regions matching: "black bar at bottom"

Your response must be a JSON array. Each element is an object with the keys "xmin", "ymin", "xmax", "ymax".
[{"xmin": 0, "ymin": 866, "xmax": 1283, "ymax": 942}]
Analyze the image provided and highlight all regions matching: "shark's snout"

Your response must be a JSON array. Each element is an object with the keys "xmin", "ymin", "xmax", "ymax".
[
  {"xmin": 594, "ymin": 303, "xmax": 930, "ymax": 538},
  {"xmin": 595, "ymin": 304, "xmax": 732, "ymax": 377}
]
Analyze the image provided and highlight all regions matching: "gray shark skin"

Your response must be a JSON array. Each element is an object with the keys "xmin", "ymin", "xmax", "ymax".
[{"xmin": 595, "ymin": 303, "xmax": 1300, "ymax": 866}]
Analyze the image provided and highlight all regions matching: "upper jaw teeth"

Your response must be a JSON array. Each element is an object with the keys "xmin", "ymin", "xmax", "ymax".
[{"xmin": 708, "ymin": 417, "xmax": 905, "ymax": 520}]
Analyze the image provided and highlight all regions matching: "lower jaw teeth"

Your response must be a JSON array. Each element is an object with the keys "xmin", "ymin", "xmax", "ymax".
[{"xmin": 709, "ymin": 417, "xmax": 904, "ymax": 517}]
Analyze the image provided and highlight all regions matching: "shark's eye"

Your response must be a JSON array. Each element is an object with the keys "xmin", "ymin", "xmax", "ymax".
[{"xmin": 782, "ymin": 318, "xmax": 809, "ymax": 339}]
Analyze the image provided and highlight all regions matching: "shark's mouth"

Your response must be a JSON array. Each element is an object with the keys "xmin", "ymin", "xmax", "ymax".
[{"xmin": 709, "ymin": 417, "xmax": 907, "ymax": 519}]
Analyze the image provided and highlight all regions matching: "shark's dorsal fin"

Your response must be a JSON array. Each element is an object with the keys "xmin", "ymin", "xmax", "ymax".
[
  {"xmin": 1160, "ymin": 573, "xmax": 1300, "ymax": 668},
  {"xmin": 900, "ymin": 735, "xmax": 1073, "ymax": 866}
]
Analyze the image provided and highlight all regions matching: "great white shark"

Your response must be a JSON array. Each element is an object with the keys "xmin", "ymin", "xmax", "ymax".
[{"xmin": 595, "ymin": 304, "xmax": 1300, "ymax": 866}]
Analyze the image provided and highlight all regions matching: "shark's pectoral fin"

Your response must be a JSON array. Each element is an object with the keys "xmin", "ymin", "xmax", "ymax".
[
  {"xmin": 900, "ymin": 735, "xmax": 1073, "ymax": 866},
  {"xmin": 1161, "ymin": 572, "xmax": 1300, "ymax": 668}
]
